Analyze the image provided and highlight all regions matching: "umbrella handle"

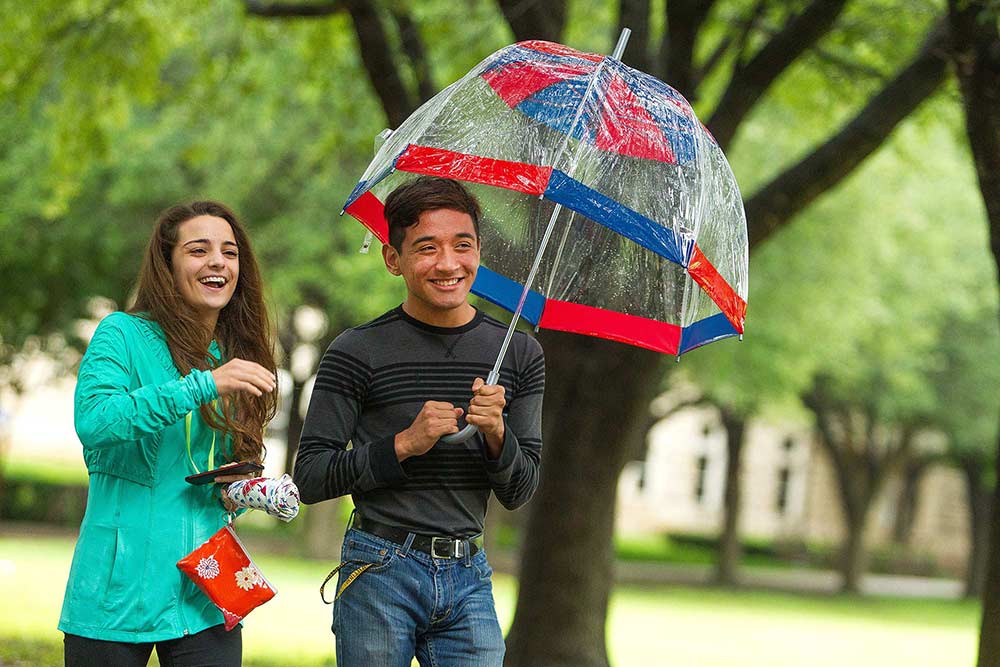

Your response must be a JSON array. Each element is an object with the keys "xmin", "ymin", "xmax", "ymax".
[
  {"xmin": 440, "ymin": 423, "xmax": 479, "ymax": 445},
  {"xmin": 439, "ymin": 369, "xmax": 501, "ymax": 445}
]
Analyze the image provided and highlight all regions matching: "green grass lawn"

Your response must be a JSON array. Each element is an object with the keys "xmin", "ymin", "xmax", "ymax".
[{"xmin": 0, "ymin": 530, "xmax": 980, "ymax": 666}]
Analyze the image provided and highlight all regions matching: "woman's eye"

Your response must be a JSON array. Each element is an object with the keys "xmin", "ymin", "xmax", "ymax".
[{"xmin": 225, "ymin": 251, "xmax": 239, "ymax": 258}]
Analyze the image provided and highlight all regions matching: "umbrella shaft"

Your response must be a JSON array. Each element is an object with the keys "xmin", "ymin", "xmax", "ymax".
[
  {"xmin": 492, "ymin": 28, "xmax": 630, "ymax": 380},
  {"xmin": 490, "ymin": 202, "xmax": 564, "ymax": 380}
]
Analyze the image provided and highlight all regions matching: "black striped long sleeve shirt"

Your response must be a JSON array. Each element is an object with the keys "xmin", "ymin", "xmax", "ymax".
[{"xmin": 293, "ymin": 306, "xmax": 545, "ymax": 537}]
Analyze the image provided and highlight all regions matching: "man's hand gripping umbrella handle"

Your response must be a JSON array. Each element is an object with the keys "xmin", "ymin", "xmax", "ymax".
[{"xmin": 440, "ymin": 369, "xmax": 501, "ymax": 445}]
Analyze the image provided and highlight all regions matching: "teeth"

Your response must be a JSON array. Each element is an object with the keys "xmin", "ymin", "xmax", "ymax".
[
  {"xmin": 199, "ymin": 276, "xmax": 226, "ymax": 286},
  {"xmin": 433, "ymin": 278, "xmax": 460, "ymax": 286}
]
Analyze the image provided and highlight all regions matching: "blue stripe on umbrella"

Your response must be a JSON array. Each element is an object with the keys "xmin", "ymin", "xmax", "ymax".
[
  {"xmin": 343, "ymin": 147, "xmax": 408, "ymax": 210},
  {"xmin": 515, "ymin": 76, "xmax": 595, "ymax": 141},
  {"xmin": 543, "ymin": 170, "xmax": 693, "ymax": 265},
  {"xmin": 679, "ymin": 312, "xmax": 739, "ymax": 354},
  {"xmin": 471, "ymin": 265, "xmax": 546, "ymax": 325}
]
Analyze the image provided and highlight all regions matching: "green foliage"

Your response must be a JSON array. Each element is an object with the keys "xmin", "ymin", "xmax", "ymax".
[{"xmin": 679, "ymin": 97, "xmax": 997, "ymax": 433}]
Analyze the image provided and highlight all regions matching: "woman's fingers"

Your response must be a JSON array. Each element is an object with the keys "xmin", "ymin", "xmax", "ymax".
[{"xmin": 212, "ymin": 359, "xmax": 277, "ymax": 397}]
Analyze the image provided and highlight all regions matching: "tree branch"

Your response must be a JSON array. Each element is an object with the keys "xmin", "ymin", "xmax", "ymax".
[
  {"xmin": 244, "ymin": 0, "xmax": 347, "ymax": 18},
  {"xmin": 661, "ymin": 0, "xmax": 717, "ymax": 98},
  {"xmin": 497, "ymin": 0, "xmax": 567, "ymax": 42},
  {"xmin": 949, "ymin": 1, "xmax": 1000, "ymax": 267},
  {"xmin": 344, "ymin": 0, "xmax": 416, "ymax": 128},
  {"xmin": 729, "ymin": 0, "xmax": 769, "ymax": 67},
  {"xmin": 707, "ymin": 0, "xmax": 849, "ymax": 150},
  {"xmin": 616, "ymin": 0, "xmax": 652, "ymax": 73},
  {"xmin": 744, "ymin": 16, "xmax": 950, "ymax": 250},
  {"xmin": 390, "ymin": 8, "xmax": 435, "ymax": 104}
]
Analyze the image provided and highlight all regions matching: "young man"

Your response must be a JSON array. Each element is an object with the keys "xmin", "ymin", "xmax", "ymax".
[{"xmin": 294, "ymin": 176, "xmax": 545, "ymax": 666}]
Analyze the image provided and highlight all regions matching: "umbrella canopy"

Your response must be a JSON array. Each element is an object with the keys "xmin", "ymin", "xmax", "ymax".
[{"xmin": 344, "ymin": 39, "xmax": 747, "ymax": 357}]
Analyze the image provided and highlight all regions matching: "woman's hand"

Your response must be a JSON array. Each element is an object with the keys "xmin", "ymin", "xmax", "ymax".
[
  {"xmin": 214, "ymin": 462, "xmax": 262, "ymax": 511},
  {"xmin": 211, "ymin": 358, "xmax": 276, "ymax": 397}
]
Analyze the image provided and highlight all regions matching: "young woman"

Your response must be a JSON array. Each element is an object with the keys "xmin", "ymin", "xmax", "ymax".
[{"xmin": 59, "ymin": 201, "xmax": 278, "ymax": 666}]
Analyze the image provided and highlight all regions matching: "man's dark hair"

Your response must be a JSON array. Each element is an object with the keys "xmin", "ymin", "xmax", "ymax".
[{"xmin": 383, "ymin": 176, "xmax": 481, "ymax": 251}]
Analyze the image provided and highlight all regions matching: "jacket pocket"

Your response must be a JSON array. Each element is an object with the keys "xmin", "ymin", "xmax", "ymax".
[{"xmin": 67, "ymin": 525, "xmax": 122, "ymax": 611}]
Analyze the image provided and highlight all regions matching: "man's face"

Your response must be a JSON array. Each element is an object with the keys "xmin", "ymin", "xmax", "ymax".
[{"xmin": 383, "ymin": 208, "xmax": 480, "ymax": 327}]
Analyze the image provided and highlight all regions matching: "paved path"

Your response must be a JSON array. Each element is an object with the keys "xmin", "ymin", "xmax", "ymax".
[
  {"xmin": 3, "ymin": 523, "xmax": 965, "ymax": 600},
  {"xmin": 492, "ymin": 553, "xmax": 965, "ymax": 599}
]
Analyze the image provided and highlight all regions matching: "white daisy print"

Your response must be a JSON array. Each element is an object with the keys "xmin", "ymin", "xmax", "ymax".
[
  {"xmin": 196, "ymin": 557, "xmax": 220, "ymax": 580},
  {"xmin": 235, "ymin": 566, "xmax": 256, "ymax": 591}
]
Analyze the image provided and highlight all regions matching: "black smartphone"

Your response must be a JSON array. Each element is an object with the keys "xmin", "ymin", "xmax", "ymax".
[{"xmin": 184, "ymin": 461, "xmax": 264, "ymax": 485}]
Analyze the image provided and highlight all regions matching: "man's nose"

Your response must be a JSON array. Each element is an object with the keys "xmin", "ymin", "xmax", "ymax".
[{"xmin": 437, "ymin": 248, "xmax": 461, "ymax": 270}]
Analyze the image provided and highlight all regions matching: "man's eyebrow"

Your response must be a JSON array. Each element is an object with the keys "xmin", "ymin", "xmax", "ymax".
[{"xmin": 410, "ymin": 232, "xmax": 476, "ymax": 245}]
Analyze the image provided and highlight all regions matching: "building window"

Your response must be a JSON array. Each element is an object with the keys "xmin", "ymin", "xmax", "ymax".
[
  {"xmin": 776, "ymin": 467, "xmax": 791, "ymax": 514},
  {"xmin": 694, "ymin": 455, "xmax": 708, "ymax": 504}
]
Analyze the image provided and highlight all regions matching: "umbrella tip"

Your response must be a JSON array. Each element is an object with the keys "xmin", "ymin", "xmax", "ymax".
[
  {"xmin": 675, "ymin": 354, "xmax": 681, "ymax": 364},
  {"xmin": 739, "ymin": 334, "xmax": 744, "ymax": 342}
]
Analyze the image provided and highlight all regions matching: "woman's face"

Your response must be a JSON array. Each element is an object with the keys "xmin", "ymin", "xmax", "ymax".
[{"xmin": 171, "ymin": 215, "xmax": 240, "ymax": 328}]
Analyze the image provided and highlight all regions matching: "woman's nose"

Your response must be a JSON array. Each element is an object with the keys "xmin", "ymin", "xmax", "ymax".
[{"xmin": 207, "ymin": 250, "xmax": 226, "ymax": 267}]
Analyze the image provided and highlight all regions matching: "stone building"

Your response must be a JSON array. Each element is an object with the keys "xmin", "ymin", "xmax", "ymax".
[{"xmin": 617, "ymin": 405, "xmax": 971, "ymax": 575}]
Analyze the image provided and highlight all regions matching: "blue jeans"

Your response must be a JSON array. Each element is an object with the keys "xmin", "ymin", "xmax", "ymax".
[{"xmin": 332, "ymin": 528, "xmax": 504, "ymax": 667}]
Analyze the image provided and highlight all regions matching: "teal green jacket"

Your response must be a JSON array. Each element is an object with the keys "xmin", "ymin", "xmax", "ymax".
[{"xmin": 59, "ymin": 312, "xmax": 230, "ymax": 642}]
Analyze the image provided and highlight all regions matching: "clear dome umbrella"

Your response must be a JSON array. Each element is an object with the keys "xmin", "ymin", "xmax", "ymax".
[{"xmin": 343, "ymin": 32, "xmax": 748, "ymax": 442}]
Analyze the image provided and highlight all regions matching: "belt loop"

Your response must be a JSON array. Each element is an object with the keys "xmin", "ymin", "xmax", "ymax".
[
  {"xmin": 347, "ymin": 509, "xmax": 357, "ymax": 532},
  {"xmin": 463, "ymin": 538, "xmax": 472, "ymax": 567},
  {"xmin": 400, "ymin": 532, "xmax": 415, "ymax": 558}
]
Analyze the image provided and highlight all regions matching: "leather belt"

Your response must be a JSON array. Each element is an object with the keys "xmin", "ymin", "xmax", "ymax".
[{"xmin": 353, "ymin": 515, "xmax": 483, "ymax": 559}]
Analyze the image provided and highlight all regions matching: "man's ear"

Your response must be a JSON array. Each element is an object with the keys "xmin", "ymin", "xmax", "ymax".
[{"xmin": 382, "ymin": 243, "xmax": 402, "ymax": 276}]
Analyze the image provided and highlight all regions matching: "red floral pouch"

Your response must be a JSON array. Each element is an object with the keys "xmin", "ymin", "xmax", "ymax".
[{"xmin": 177, "ymin": 524, "xmax": 276, "ymax": 630}]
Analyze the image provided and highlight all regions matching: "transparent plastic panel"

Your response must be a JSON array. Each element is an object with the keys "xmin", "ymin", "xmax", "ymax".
[{"xmin": 351, "ymin": 40, "xmax": 747, "ymax": 336}]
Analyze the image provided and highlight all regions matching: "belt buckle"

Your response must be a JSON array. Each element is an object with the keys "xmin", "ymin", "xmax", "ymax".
[{"xmin": 431, "ymin": 536, "xmax": 462, "ymax": 559}]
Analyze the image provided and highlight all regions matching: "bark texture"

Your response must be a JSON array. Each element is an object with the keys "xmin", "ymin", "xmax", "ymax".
[
  {"xmin": 503, "ymin": 334, "xmax": 662, "ymax": 667},
  {"xmin": 715, "ymin": 406, "xmax": 747, "ymax": 584},
  {"xmin": 948, "ymin": 2, "xmax": 1000, "ymax": 661}
]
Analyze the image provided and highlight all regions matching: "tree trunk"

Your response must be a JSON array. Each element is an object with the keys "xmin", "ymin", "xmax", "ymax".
[
  {"xmin": 892, "ymin": 458, "xmax": 928, "ymax": 544},
  {"xmin": 282, "ymin": 375, "xmax": 306, "ymax": 474},
  {"xmin": 504, "ymin": 333, "xmax": 662, "ymax": 667},
  {"xmin": 840, "ymin": 506, "xmax": 868, "ymax": 594},
  {"xmin": 947, "ymin": 2, "xmax": 1000, "ymax": 663},
  {"xmin": 302, "ymin": 499, "xmax": 346, "ymax": 561},
  {"xmin": 715, "ymin": 407, "xmax": 747, "ymax": 585},
  {"xmin": 962, "ymin": 460, "xmax": 992, "ymax": 599}
]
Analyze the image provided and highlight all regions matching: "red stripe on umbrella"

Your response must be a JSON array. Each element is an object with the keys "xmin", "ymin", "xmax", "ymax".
[
  {"xmin": 396, "ymin": 145, "xmax": 553, "ymax": 195},
  {"xmin": 687, "ymin": 245, "xmax": 747, "ymax": 333},
  {"xmin": 483, "ymin": 61, "xmax": 592, "ymax": 107},
  {"xmin": 539, "ymin": 298, "xmax": 682, "ymax": 355}
]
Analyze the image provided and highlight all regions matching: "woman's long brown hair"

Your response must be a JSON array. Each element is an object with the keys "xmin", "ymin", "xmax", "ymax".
[{"xmin": 130, "ymin": 201, "xmax": 277, "ymax": 464}]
